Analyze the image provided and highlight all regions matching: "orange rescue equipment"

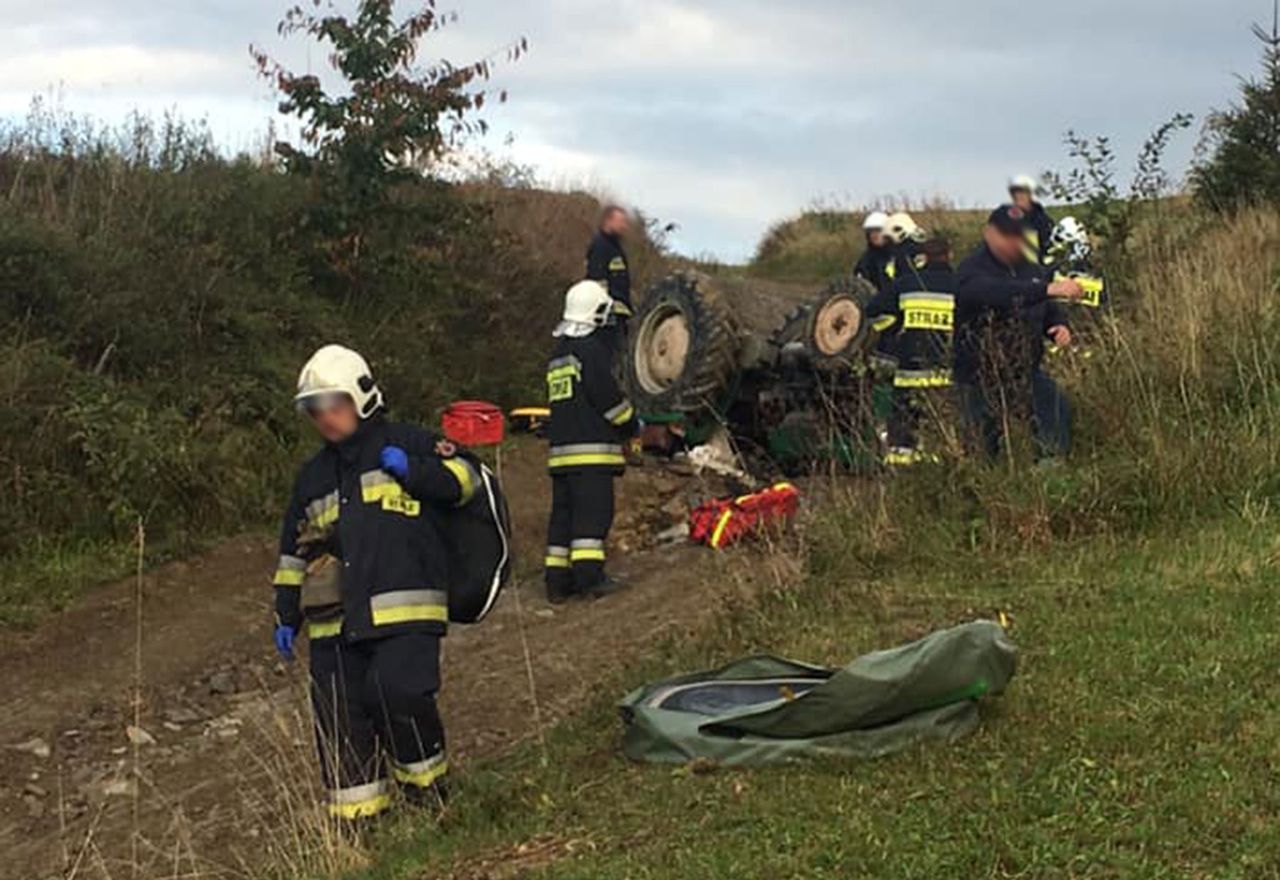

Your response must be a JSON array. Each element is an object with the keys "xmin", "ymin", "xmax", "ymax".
[{"xmin": 689, "ymin": 482, "xmax": 801, "ymax": 550}]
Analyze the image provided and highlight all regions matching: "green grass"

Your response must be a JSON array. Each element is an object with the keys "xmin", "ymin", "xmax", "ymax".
[
  {"xmin": 750, "ymin": 207, "xmax": 991, "ymax": 283},
  {"xmin": 349, "ymin": 502, "xmax": 1280, "ymax": 880}
]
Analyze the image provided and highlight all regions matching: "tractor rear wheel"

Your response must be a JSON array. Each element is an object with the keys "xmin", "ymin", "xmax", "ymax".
[
  {"xmin": 626, "ymin": 273, "xmax": 739, "ymax": 414},
  {"xmin": 773, "ymin": 277, "xmax": 875, "ymax": 370}
]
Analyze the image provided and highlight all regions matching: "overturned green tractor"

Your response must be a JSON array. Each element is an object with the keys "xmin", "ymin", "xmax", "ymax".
[{"xmin": 625, "ymin": 272, "xmax": 880, "ymax": 474}]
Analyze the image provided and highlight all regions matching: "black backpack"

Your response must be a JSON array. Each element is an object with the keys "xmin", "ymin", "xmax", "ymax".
[{"xmin": 442, "ymin": 456, "xmax": 513, "ymax": 623}]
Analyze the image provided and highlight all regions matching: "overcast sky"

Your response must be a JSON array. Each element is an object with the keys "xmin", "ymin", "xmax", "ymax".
[{"xmin": 0, "ymin": 1, "xmax": 1262, "ymax": 260}]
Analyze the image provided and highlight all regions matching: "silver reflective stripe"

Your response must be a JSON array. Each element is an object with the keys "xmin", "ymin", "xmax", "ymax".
[
  {"xmin": 571, "ymin": 538, "xmax": 605, "ymax": 550},
  {"xmin": 330, "ymin": 779, "xmax": 388, "ymax": 805},
  {"xmin": 901, "ymin": 292, "xmax": 954, "ymax": 306},
  {"xmin": 370, "ymin": 589, "xmax": 449, "ymax": 610},
  {"xmin": 546, "ymin": 546, "xmax": 570, "ymax": 558},
  {"xmin": 548, "ymin": 354, "xmax": 582, "ymax": 371},
  {"xmin": 305, "ymin": 491, "xmax": 339, "ymax": 520},
  {"xmin": 361, "ymin": 470, "xmax": 396, "ymax": 490},
  {"xmin": 395, "ymin": 753, "xmax": 446, "ymax": 776},
  {"xmin": 604, "ymin": 399, "xmax": 634, "ymax": 422},
  {"xmin": 277, "ymin": 555, "xmax": 306, "ymax": 572},
  {"xmin": 549, "ymin": 443, "xmax": 624, "ymax": 456}
]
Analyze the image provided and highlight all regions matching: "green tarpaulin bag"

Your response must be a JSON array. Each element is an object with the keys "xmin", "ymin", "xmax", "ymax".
[{"xmin": 619, "ymin": 620, "xmax": 1016, "ymax": 766}]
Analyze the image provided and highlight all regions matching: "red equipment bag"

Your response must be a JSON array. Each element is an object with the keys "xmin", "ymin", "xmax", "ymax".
[
  {"xmin": 688, "ymin": 482, "xmax": 801, "ymax": 550},
  {"xmin": 442, "ymin": 400, "xmax": 505, "ymax": 447}
]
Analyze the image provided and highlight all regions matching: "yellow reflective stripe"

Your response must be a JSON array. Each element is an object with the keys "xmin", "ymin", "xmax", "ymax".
[
  {"xmin": 392, "ymin": 755, "xmax": 447, "ymax": 788},
  {"xmin": 308, "ymin": 619, "xmax": 343, "ymax": 640},
  {"xmin": 328, "ymin": 780, "xmax": 391, "ymax": 820},
  {"xmin": 371, "ymin": 604, "xmax": 449, "ymax": 626},
  {"xmin": 545, "ymin": 555, "xmax": 571, "ymax": 569},
  {"xmin": 570, "ymin": 548, "xmax": 606, "ymax": 562},
  {"xmin": 549, "ymin": 453, "xmax": 627, "ymax": 469},
  {"xmin": 871, "ymin": 315, "xmax": 898, "ymax": 332},
  {"xmin": 611, "ymin": 299, "xmax": 633, "ymax": 317},
  {"xmin": 609, "ymin": 405, "xmax": 635, "ymax": 426},
  {"xmin": 894, "ymin": 370, "xmax": 953, "ymax": 388},
  {"xmin": 441, "ymin": 458, "xmax": 478, "ymax": 505},
  {"xmin": 709, "ymin": 508, "xmax": 735, "ymax": 549},
  {"xmin": 274, "ymin": 569, "xmax": 305, "ymax": 586}
]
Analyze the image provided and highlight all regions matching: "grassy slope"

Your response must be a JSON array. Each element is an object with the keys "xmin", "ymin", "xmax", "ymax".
[
  {"xmin": 750, "ymin": 205, "xmax": 991, "ymax": 282},
  {"xmin": 358, "ymin": 511, "xmax": 1280, "ymax": 879},
  {"xmin": 342, "ymin": 203, "xmax": 1280, "ymax": 879}
]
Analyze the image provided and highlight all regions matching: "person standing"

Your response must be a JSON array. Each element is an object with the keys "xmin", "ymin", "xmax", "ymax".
[
  {"xmin": 853, "ymin": 211, "xmax": 893, "ymax": 291},
  {"xmin": 1008, "ymin": 174, "xmax": 1055, "ymax": 262},
  {"xmin": 586, "ymin": 205, "xmax": 634, "ymax": 320},
  {"xmin": 272, "ymin": 345, "xmax": 479, "ymax": 820},
  {"xmin": 954, "ymin": 207, "xmax": 1083, "ymax": 459},
  {"xmin": 544, "ymin": 281, "xmax": 638, "ymax": 603},
  {"xmin": 865, "ymin": 237, "xmax": 958, "ymax": 466}
]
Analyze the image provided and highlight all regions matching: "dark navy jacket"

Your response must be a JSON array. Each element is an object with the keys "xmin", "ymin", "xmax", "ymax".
[
  {"xmin": 853, "ymin": 242, "xmax": 895, "ymax": 292},
  {"xmin": 585, "ymin": 231, "xmax": 632, "ymax": 316},
  {"xmin": 865, "ymin": 263, "xmax": 957, "ymax": 388},
  {"xmin": 546, "ymin": 333, "xmax": 637, "ymax": 474},
  {"xmin": 954, "ymin": 243, "xmax": 1068, "ymax": 385},
  {"xmin": 273, "ymin": 415, "xmax": 479, "ymax": 642}
]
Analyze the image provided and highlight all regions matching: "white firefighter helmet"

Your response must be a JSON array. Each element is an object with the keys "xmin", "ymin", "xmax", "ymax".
[
  {"xmin": 554, "ymin": 280, "xmax": 614, "ymax": 338},
  {"xmin": 862, "ymin": 211, "xmax": 890, "ymax": 231},
  {"xmin": 294, "ymin": 344, "xmax": 384, "ymax": 419},
  {"xmin": 882, "ymin": 212, "xmax": 924, "ymax": 245},
  {"xmin": 1008, "ymin": 173, "xmax": 1039, "ymax": 195},
  {"xmin": 1049, "ymin": 216, "xmax": 1092, "ymax": 261}
]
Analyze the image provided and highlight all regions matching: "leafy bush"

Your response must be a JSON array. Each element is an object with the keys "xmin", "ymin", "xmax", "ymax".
[
  {"xmin": 0, "ymin": 103, "xmax": 661, "ymax": 623},
  {"xmin": 1194, "ymin": 11, "xmax": 1280, "ymax": 210}
]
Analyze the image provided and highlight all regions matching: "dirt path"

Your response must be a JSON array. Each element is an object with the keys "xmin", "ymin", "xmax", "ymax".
[{"xmin": 0, "ymin": 439, "xmax": 794, "ymax": 880}]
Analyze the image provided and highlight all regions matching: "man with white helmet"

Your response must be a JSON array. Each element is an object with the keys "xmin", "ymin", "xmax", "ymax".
[
  {"xmin": 545, "ymin": 280, "xmax": 639, "ymax": 603},
  {"xmin": 272, "ymin": 344, "xmax": 480, "ymax": 820},
  {"xmin": 1008, "ymin": 174, "xmax": 1056, "ymax": 260},
  {"xmin": 853, "ymin": 211, "xmax": 893, "ymax": 291}
]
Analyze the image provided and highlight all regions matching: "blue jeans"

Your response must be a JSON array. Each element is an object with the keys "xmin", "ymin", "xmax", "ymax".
[{"xmin": 958, "ymin": 371, "xmax": 1072, "ymax": 460}]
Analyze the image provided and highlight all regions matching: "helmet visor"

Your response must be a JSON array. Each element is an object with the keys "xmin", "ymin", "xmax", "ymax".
[{"xmin": 295, "ymin": 391, "xmax": 351, "ymax": 415}]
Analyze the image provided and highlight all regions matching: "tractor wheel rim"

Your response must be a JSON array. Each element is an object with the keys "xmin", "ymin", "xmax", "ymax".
[
  {"xmin": 813, "ymin": 296, "xmax": 862, "ymax": 356},
  {"xmin": 634, "ymin": 304, "xmax": 691, "ymax": 393}
]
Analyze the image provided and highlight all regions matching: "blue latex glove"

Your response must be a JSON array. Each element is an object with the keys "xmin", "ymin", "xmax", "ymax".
[
  {"xmin": 380, "ymin": 445, "xmax": 410, "ymax": 482},
  {"xmin": 274, "ymin": 624, "xmax": 296, "ymax": 662}
]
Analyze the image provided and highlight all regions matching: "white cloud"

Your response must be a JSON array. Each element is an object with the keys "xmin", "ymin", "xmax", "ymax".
[
  {"xmin": 0, "ymin": 0, "xmax": 1258, "ymax": 259},
  {"xmin": 0, "ymin": 44, "xmax": 244, "ymax": 95}
]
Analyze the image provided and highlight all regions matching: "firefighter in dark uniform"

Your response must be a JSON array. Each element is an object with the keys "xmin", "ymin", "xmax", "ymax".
[
  {"xmin": 271, "ymin": 345, "xmax": 480, "ymax": 820},
  {"xmin": 865, "ymin": 237, "xmax": 957, "ymax": 466},
  {"xmin": 544, "ymin": 281, "xmax": 638, "ymax": 603},
  {"xmin": 585, "ymin": 205, "xmax": 634, "ymax": 355},
  {"xmin": 1008, "ymin": 174, "xmax": 1056, "ymax": 263},
  {"xmin": 955, "ymin": 207, "xmax": 1084, "ymax": 459},
  {"xmin": 852, "ymin": 211, "xmax": 893, "ymax": 291}
]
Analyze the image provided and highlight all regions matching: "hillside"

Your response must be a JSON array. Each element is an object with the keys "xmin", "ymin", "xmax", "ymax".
[
  {"xmin": 750, "ymin": 205, "xmax": 991, "ymax": 282},
  {"xmin": 0, "ymin": 118, "xmax": 664, "ymax": 626}
]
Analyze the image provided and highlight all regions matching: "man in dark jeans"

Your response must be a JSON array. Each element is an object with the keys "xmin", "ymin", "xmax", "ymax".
[{"xmin": 955, "ymin": 206, "xmax": 1084, "ymax": 460}]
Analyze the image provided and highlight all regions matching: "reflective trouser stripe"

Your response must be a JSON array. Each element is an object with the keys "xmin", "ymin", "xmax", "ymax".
[
  {"xmin": 442, "ymin": 458, "xmax": 480, "ymax": 506},
  {"xmin": 894, "ymin": 370, "xmax": 952, "ymax": 388},
  {"xmin": 273, "ymin": 554, "xmax": 306, "ymax": 586},
  {"xmin": 570, "ymin": 538, "xmax": 605, "ymax": 562},
  {"xmin": 545, "ymin": 546, "xmax": 571, "ymax": 568},
  {"xmin": 549, "ymin": 454, "xmax": 626, "ymax": 469},
  {"xmin": 391, "ymin": 754, "xmax": 448, "ymax": 789},
  {"xmin": 369, "ymin": 589, "xmax": 449, "ymax": 627},
  {"xmin": 328, "ymin": 779, "xmax": 391, "ymax": 820},
  {"xmin": 307, "ymin": 618, "xmax": 342, "ymax": 640},
  {"xmin": 549, "ymin": 443, "xmax": 625, "ymax": 470}
]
